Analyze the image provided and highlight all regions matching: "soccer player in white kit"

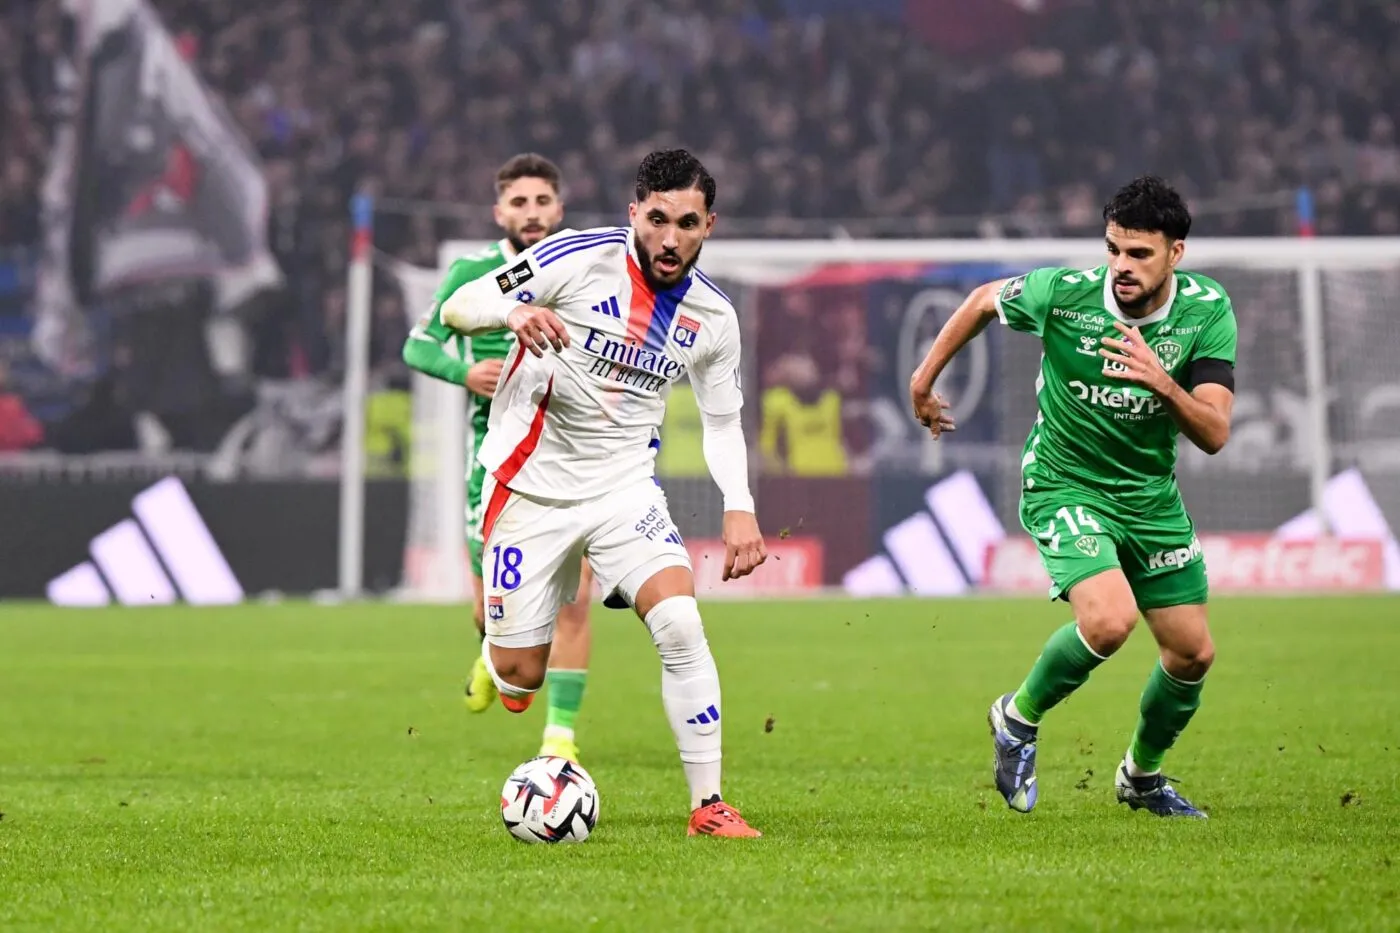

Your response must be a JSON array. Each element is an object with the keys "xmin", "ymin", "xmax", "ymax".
[{"xmin": 440, "ymin": 149, "xmax": 766, "ymax": 837}]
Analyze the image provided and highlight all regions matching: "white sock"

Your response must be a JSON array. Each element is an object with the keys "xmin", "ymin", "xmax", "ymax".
[
  {"xmin": 644, "ymin": 595, "xmax": 722, "ymax": 810},
  {"xmin": 543, "ymin": 724, "xmax": 574, "ymax": 742},
  {"xmin": 481, "ymin": 642, "xmax": 538, "ymax": 700},
  {"xmin": 1123, "ymin": 750, "xmax": 1158, "ymax": 778}
]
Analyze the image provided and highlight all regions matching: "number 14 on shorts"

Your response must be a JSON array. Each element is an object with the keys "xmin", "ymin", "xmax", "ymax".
[{"xmin": 1039, "ymin": 506, "xmax": 1103, "ymax": 553}]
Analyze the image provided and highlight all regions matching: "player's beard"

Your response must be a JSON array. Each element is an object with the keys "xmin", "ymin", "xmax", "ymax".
[
  {"xmin": 1113, "ymin": 272, "xmax": 1169, "ymax": 314},
  {"xmin": 635, "ymin": 236, "xmax": 700, "ymax": 292},
  {"xmin": 507, "ymin": 223, "xmax": 551, "ymax": 256}
]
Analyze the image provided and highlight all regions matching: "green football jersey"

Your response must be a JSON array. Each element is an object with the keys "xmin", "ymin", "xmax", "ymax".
[
  {"xmin": 403, "ymin": 240, "xmax": 517, "ymax": 434},
  {"xmin": 995, "ymin": 265, "xmax": 1237, "ymax": 499}
]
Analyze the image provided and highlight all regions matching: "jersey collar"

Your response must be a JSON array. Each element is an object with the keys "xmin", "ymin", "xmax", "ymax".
[{"xmin": 1102, "ymin": 268, "xmax": 1177, "ymax": 327}]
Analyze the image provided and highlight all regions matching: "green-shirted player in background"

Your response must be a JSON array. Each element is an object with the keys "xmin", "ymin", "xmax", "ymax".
[
  {"xmin": 909, "ymin": 176, "xmax": 1237, "ymax": 818},
  {"xmin": 402, "ymin": 153, "xmax": 591, "ymax": 763}
]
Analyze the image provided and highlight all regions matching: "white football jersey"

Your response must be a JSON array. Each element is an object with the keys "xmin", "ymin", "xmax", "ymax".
[{"xmin": 445, "ymin": 226, "xmax": 744, "ymax": 502}]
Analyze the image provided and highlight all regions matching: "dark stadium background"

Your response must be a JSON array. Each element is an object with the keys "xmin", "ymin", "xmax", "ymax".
[{"xmin": 1, "ymin": 0, "xmax": 1397, "ymax": 594}]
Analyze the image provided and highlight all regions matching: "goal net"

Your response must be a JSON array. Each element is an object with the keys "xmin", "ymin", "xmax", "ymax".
[{"xmin": 373, "ymin": 237, "xmax": 1400, "ymax": 601}]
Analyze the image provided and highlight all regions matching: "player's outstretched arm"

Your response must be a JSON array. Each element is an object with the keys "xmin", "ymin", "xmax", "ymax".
[
  {"xmin": 440, "ymin": 282, "xmax": 522, "ymax": 336},
  {"xmin": 441, "ymin": 280, "xmax": 567, "ymax": 357},
  {"xmin": 908, "ymin": 278, "xmax": 1007, "ymax": 438},
  {"xmin": 441, "ymin": 234, "xmax": 603, "ymax": 355}
]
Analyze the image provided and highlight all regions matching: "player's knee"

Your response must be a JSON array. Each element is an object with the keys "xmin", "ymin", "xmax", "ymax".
[
  {"xmin": 1162, "ymin": 635, "xmax": 1214, "ymax": 682},
  {"xmin": 1076, "ymin": 604, "xmax": 1139, "ymax": 656},
  {"xmin": 487, "ymin": 643, "xmax": 548, "ymax": 691},
  {"xmin": 643, "ymin": 595, "xmax": 708, "ymax": 667},
  {"xmin": 1069, "ymin": 573, "xmax": 1140, "ymax": 655}
]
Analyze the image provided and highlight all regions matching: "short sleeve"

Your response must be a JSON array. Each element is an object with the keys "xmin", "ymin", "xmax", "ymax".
[
  {"xmin": 994, "ymin": 267, "xmax": 1066, "ymax": 336},
  {"xmin": 1194, "ymin": 300, "xmax": 1238, "ymax": 366}
]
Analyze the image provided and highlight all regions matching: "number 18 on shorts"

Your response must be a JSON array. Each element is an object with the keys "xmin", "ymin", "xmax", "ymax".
[{"xmin": 480, "ymin": 475, "xmax": 692, "ymax": 648}]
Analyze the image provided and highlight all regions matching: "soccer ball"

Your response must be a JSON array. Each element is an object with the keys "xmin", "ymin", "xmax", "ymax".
[{"xmin": 500, "ymin": 755, "xmax": 599, "ymax": 843}]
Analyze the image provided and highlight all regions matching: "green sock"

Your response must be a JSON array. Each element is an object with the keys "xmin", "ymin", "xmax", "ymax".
[
  {"xmin": 1011, "ymin": 622, "xmax": 1107, "ymax": 724},
  {"xmin": 1129, "ymin": 662, "xmax": 1204, "ymax": 774},
  {"xmin": 545, "ymin": 669, "xmax": 587, "ymax": 733}
]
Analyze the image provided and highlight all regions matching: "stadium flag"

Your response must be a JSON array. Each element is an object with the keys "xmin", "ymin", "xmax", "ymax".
[{"xmin": 33, "ymin": 0, "xmax": 281, "ymax": 372}]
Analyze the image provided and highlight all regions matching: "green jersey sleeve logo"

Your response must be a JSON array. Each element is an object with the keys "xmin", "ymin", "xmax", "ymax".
[{"xmin": 1002, "ymin": 275, "xmax": 1026, "ymax": 301}]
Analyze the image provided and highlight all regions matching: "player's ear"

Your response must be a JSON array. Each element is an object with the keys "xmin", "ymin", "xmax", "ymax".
[
  {"xmin": 628, "ymin": 202, "xmax": 638, "ymax": 223},
  {"xmin": 493, "ymin": 203, "xmax": 506, "ymax": 227},
  {"xmin": 1169, "ymin": 238, "xmax": 1185, "ymax": 268},
  {"xmin": 703, "ymin": 212, "xmax": 716, "ymax": 238}
]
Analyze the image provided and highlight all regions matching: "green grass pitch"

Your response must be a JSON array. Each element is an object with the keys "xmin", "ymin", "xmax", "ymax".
[{"xmin": 1, "ymin": 596, "xmax": 1397, "ymax": 931}]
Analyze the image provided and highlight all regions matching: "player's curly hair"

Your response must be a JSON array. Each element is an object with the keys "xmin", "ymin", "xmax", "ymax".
[
  {"xmin": 1103, "ymin": 176, "xmax": 1192, "ymax": 241},
  {"xmin": 635, "ymin": 149, "xmax": 716, "ymax": 211},
  {"xmin": 495, "ymin": 153, "xmax": 562, "ymax": 195}
]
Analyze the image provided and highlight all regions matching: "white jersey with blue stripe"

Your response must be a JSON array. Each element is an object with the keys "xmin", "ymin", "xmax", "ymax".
[{"xmin": 446, "ymin": 226, "xmax": 744, "ymax": 502}]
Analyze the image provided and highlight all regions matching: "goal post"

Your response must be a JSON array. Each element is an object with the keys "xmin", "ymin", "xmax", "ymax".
[
  {"xmin": 338, "ymin": 211, "xmax": 473, "ymax": 602},
  {"xmin": 337, "ymin": 194, "xmax": 374, "ymax": 599},
  {"xmin": 351, "ymin": 233, "xmax": 1400, "ymax": 600}
]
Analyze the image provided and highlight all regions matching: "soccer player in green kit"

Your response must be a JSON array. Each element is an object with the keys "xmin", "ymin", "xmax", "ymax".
[
  {"xmin": 909, "ymin": 177, "xmax": 1236, "ymax": 818},
  {"xmin": 402, "ymin": 154, "xmax": 590, "ymax": 763}
]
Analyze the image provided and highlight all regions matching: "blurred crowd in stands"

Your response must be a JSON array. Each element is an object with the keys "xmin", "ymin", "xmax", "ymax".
[{"xmin": 0, "ymin": 0, "xmax": 1398, "ymax": 455}]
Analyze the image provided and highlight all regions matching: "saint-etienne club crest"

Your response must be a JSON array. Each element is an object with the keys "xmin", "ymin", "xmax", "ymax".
[
  {"xmin": 673, "ymin": 314, "xmax": 701, "ymax": 349},
  {"xmin": 1153, "ymin": 338, "xmax": 1184, "ymax": 371},
  {"xmin": 1075, "ymin": 535, "xmax": 1100, "ymax": 558}
]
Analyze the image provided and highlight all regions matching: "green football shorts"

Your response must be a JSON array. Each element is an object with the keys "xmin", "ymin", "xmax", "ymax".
[
  {"xmin": 465, "ymin": 459, "xmax": 488, "ymax": 578},
  {"xmin": 1019, "ymin": 483, "xmax": 1209, "ymax": 610}
]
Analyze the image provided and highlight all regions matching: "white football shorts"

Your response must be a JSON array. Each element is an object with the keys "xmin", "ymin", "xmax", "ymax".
[{"xmin": 479, "ymin": 474, "xmax": 691, "ymax": 648}]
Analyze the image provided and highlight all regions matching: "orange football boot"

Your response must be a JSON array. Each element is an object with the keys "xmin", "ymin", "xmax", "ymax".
[
  {"xmin": 500, "ymin": 692, "xmax": 534, "ymax": 714},
  {"xmin": 688, "ymin": 799, "xmax": 762, "ymax": 837}
]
